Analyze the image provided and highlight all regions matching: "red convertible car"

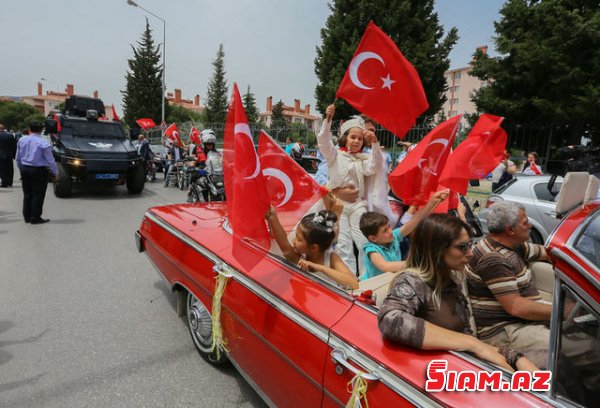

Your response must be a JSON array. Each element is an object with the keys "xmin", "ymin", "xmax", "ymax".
[{"xmin": 136, "ymin": 196, "xmax": 598, "ymax": 406}]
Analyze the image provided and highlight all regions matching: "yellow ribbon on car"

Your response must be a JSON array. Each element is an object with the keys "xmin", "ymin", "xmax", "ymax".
[
  {"xmin": 346, "ymin": 372, "xmax": 370, "ymax": 408},
  {"xmin": 210, "ymin": 271, "xmax": 230, "ymax": 360}
]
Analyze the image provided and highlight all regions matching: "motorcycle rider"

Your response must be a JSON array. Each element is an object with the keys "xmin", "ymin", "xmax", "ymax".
[
  {"xmin": 201, "ymin": 129, "xmax": 223, "ymax": 176},
  {"xmin": 290, "ymin": 141, "xmax": 304, "ymax": 163},
  {"xmin": 199, "ymin": 129, "xmax": 224, "ymax": 201}
]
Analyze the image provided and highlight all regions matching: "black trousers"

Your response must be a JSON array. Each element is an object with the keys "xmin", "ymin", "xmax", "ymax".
[
  {"xmin": 20, "ymin": 166, "xmax": 49, "ymax": 222},
  {"xmin": 0, "ymin": 158, "xmax": 13, "ymax": 186}
]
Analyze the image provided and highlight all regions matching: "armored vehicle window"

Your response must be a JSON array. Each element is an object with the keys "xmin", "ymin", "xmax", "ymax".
[{"xmin": 63, "ymin": 121, "xmax": 126, "ymax": 139}]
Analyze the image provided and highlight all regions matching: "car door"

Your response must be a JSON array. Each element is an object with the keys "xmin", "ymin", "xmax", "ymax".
[
  {"xmin": 215, "ymin": 238, "xmax": 356, "ymax": 408},
  {"xmin": 547, "ymin": 208, "xmax": 600, "ymax": 406},
  {"xmin": 321, "ymin": 301, "xmax": 543, "ymax": 406}
]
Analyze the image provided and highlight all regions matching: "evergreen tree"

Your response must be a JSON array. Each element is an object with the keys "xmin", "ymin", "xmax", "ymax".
[
  {"xmin": 470, "ymin": 0, "xmax": 600, "ymax": 142},
  {"xmin": 205, "ymin": 44, "xmax": 229, "ymax": 124},
  {"xmin": 242, "ymin": 85, "xmax": 260, "ymax": 124},
  {"xmin": 270, "ymin": 100, "xmax": 288, "ymax": 132},
  {"xmin": 121, "ymin": 19, "xmax": 167, "ymax": 128},
  {"xmin": 314, "ymin": 0, "xmax": 457, "ymax": 121}
]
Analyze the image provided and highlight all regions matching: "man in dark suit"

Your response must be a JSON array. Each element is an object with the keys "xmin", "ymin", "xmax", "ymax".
[{"xmin": 0, "ymin": 124, "xmax": 17, "ymax": 187}]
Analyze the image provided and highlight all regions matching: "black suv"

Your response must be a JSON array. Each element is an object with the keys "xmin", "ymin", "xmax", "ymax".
[{"xmin": 45, "ymin": 96, "xmax": 145, "ymax": 197}]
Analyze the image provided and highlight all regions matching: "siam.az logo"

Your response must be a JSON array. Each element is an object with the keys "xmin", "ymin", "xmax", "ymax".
[{"xmin": 425, "ymin": 360, "xmax": 551, "ymax": 392}]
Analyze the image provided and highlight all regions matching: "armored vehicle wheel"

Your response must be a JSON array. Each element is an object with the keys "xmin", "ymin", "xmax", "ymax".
[
  {"xmin": 126, "ymin": 165, "xmax": 145, "ymax": 194},
  {"xmin": 53, "ymin": 163, "xmax": 72, "ymax": 198},
  {"xmin": 186, "ymin": 291, "xmax": 228, "ymax": 364}
]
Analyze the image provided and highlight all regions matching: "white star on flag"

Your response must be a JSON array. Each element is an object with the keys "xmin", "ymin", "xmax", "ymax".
[{"xmin": 381, "ymin": 74, "xmax": 396, "ymax": 90}]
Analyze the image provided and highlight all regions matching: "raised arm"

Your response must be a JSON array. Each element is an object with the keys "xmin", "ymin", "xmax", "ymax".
[
  {"xmin": 266, "ymin": 206, "xmax": 300, "ymax": 264},
  {"xmin": 317, "ymin": 104, "xmax": 337, "ymax": 163},
  {"xmin": 399, "ymin": 190, "xmax": 448, "ymax": 237}
]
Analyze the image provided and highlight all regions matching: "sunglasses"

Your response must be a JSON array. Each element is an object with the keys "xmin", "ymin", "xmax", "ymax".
[{"xmin": 452, "ymin": 240, "xmax": 473, "ymax": 254}]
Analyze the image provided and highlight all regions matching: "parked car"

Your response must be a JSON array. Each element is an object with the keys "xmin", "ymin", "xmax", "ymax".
[
  {"xmin": 137, "ymin": 202, "xmax": 556, "ymax": 406},
  {"xmin": 545, "ymin": 199, "xmax": 600, "ymax": 407},
  {"xmin": 478, "ymin": 175, "xmax": 563, "ymax": 244}
]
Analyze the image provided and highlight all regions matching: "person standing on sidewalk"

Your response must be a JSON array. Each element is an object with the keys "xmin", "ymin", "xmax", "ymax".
[
  {"xmin": 15, "ymin": 121, "xmax": 57, "ymax": 224},
  {"xmin": 0, "ymin": 124, "xmax": 17, "ymax": 187}
]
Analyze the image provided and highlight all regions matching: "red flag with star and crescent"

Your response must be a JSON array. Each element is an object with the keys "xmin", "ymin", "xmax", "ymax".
[
  {"xmin": 111, "ymin": 104, "xmax": 120, "ymax": 121},
  {"xmin": 136, "ymin": 118, "xmax": 156, "ymax": 130},
  {"xmin": 258, "ymin": 131, "xmax": 328, "ymax": 231},
  {"xmin": 189, "ymin": 127, "xmax": 201, "ymax": 145},
  {"xmin": 389, "ymin": 115, "xmax": 461, "ymax": 206},
  {"xmin": 336, "ymin": 21, "xmax": 429, "ymax": 139},
  {"xmin": 438, "ymin": 114, "xmax": 508, "ymax": 195},
  {"xmin": 223, "ymin": 83, "xmax": 271, "ymax": 249},
  {"xmin": 164, "ymin": 123, "xmax": 184, "ymax": 146}
]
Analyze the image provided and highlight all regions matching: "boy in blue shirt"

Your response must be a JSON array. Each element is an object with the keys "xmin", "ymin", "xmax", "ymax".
[{"xmin": 359, "ymin": 190, "xmax": 448, "ymax": 280}]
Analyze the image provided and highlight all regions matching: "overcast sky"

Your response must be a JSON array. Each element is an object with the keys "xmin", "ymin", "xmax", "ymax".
[{"xmin": 1, "ymin": 0, "xmax": 505, "ymax": 116}]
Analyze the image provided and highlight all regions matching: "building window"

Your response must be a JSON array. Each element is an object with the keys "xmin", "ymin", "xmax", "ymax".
[
  {"xmin": 294, "ymin": 118, "xmax": 302, "ymax": 123},
  {"xmin": 454, "ymin": 72, "xmax": 461, "ymax": 80},
  {"xmin": 454, "ymin": 85, "xmax": 460, "ymax": 92}
]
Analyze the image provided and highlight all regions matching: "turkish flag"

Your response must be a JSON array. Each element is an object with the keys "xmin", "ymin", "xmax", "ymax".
[
  {"xmin": 389, "ymin": 115, "xmax": 461, "ymax": 206},
  {"xmin": 258, "ymin": 131, "xmax": 328, "ymax": 231},
  {"xmin": 336, "ymin": 21, "xmax": 428, "ymax": 139},
  {"xmin": 439, "ymin": 114, "xmax": 507, "ymax": 195},
  {"xmin": 529, "ymin": 161, "xmax": 542, "ymax": 175},
  {"xmin": 433, "ymin": 188, "xmax": 460, "ymax": 213},
  {"xmin": 111, "ymin": 104, "xmax": 120, "ymax": 121},
  {"xmin": 189, "ymin": 127, "xmax": 201, "ymax": 145},
  {"xmin": 136, "ymin": 118, "xmax": 156, "ymax": 130},
  {"xmin": 223, "ymin": 84, "xmax": 271, "ymax": 250},
  {"xmin": 53, "ymin": 112, "xmax": 62, "ymax": 133},
  {"xmin": 164, "ymin": 123, "xmax": 183, "ymax": 145}
]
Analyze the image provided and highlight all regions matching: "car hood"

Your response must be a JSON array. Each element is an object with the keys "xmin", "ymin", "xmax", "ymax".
[{"xmin": 61, "ymin": 136, "xmax": 135, "ymax": 154}]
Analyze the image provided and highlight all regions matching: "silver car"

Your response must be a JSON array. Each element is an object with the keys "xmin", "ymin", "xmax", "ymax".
[{"xmin": 478, "ymin": 175, "xmax": 562, "ymax": 244}]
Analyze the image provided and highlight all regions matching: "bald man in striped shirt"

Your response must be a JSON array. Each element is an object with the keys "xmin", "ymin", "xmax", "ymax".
[{"xmin": 466, "ymin": 201, "xmax": 551, "ymax": 368}]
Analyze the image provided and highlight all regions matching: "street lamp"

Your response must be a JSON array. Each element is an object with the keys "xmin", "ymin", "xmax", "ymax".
[
  {"xmin": 40, "ymin": 77, "xmax": 60, "ymax": 93},
  {"xmin": 127, "ymin": 0, "xmax": 166, "ymax": 126}
]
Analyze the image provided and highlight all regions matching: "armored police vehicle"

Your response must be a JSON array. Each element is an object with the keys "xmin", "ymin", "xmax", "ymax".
[{"xmin": 45, "ymin": 96, "xmax": 145, "ymax": 197}]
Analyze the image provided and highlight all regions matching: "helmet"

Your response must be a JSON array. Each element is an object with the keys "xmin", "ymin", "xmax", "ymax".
[
  {"xmin": 201, "ymin": 129, "xmax": 216, "ymax": 144},
  {"xmin": 290, "ymin": 142, "xmax": 304, "ymax": 161}
]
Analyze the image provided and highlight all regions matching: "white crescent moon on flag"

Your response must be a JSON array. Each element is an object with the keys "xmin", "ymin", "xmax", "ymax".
[
  {"xmin": 427, "ymin": 138, "xmax": 450, "ymax": 148},
  {"xmin": 234, "ymin": 123, "xmax": 261, "ymax": 179},
  {"xmin": 262, "ymin": 167, "xmax": 293, "ymax": 207},
  {"xmin": 349, "ymin": 51, "xmax": 386, "ymax": 90}
]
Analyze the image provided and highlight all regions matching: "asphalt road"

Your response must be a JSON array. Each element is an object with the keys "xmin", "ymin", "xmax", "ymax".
[{"xmin": 0, "ymin": 178, "xmax": 267, "ymax": 408}]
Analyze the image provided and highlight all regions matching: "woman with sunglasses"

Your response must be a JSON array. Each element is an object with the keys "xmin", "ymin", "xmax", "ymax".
[{"xmin": 378, "ymin": 213, "xmax": 538, "ymax": 372}]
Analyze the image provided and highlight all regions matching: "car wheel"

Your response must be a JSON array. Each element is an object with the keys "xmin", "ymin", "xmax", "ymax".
[
  {"xmin": 126, "ymin": 165, "xmax": 145, "ymax": 194},
  {"xmin": 186, "ymin": 291, "xmax": 228, "ymax": 364},
  {"xmin": 530, "ymin": 228, "xmax": 544, "ymax": 245},
  {"xmin": 53, "ymin": 163, "xmax": 72, "ymax": 198}
]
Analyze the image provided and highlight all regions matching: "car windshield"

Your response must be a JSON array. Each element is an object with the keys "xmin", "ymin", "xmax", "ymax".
[
  {"xmin": 62, "ymin": 121, "xmax": 126, "ymax": 139},
  {"xmin": 575, "ymin": 211, "xmax": 600, "ymax": 270}
]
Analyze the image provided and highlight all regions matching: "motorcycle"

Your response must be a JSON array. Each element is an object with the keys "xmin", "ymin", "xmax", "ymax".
[
  {"xmin": 145, "ymin": 158, "xmax": 157, "ymax": 182},
  {"xmin": 187, "ymin": 169, "xmax": 226, "ymax": 203}
]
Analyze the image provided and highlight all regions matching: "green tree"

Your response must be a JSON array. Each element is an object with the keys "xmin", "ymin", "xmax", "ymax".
[
  {"xmin": 205, "ymin": 44, "xmax": 229, "ymax": 124},
  {"xmin": 242, "ymin": 85, "xmax": 260, "ymax": 124},
  {"xmin": 166, "ymin": 104, "xmax": 204, "ymax": 124},
  {"xmin": 270, "ymin": 100, "xmax": 288, "ymax": 131},
  {"xmin": 121, "ymin": 19, "xmax": 168, "ymax": 129},
  {"xmin": 470, "ymin": 0, "xmax": 600, "ymax": 143},
  {"xmin": 0, "ymin": 101, "xmax": 45, "ymax": 131},
  {"xmin": 314, "ymin": 0, "xmax": 457, "ymax": 120}
]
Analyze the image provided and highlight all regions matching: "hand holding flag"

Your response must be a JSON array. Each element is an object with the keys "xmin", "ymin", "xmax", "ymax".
[{"xmin": 389, "ymin": 115, "xmax": 461, "ymax": 206}]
